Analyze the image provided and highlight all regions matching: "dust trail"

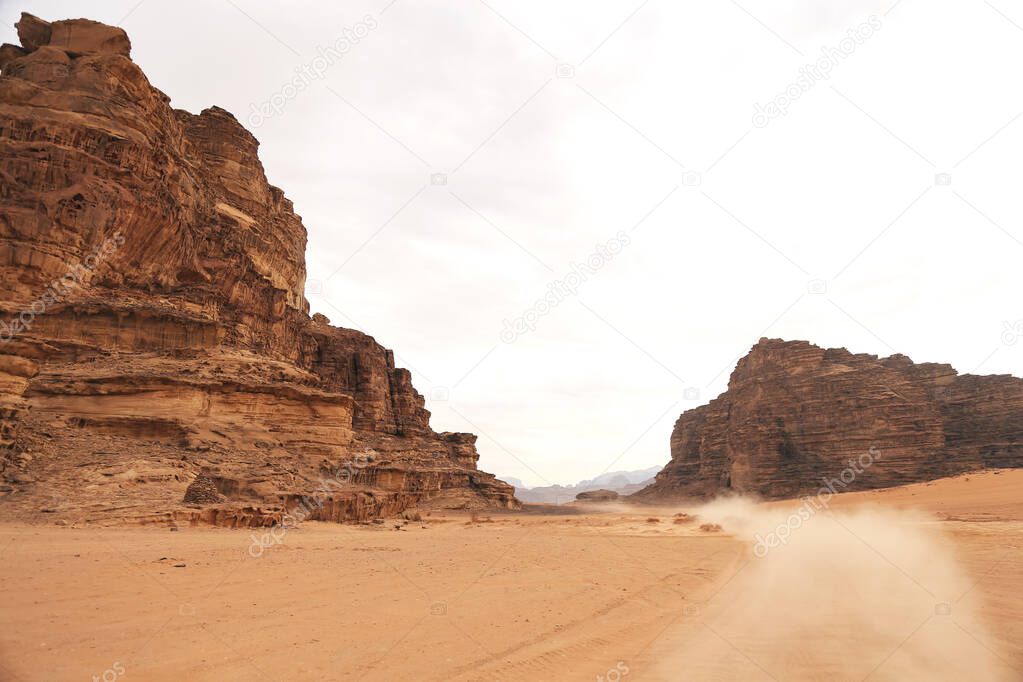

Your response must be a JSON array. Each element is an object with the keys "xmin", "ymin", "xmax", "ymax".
[{"xmin": 650, "ymin": 497, "xmax": 1013, "ymax": 681}]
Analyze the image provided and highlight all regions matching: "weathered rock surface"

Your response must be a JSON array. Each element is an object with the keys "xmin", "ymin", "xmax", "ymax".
[
  {"xmin": 0, "ymin": 353, "xmax": 36, "ymax": 453},
  {"xmin": 0, "ymin": 12, "xmax": 517, "ymax": 525},
  {"xmin": 574, "ymin": 489, "xmax": 619, "ymax": 502},
  {"xmin": 634, "ymin": 338, "xmax": 1023, "ymax": 501}
]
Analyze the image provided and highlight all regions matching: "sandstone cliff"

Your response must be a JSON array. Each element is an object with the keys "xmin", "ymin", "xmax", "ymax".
[
  {"xmin": 0, "ymin": 13, "xmax": 516, "ymax": 525},
  {"xmin": 635, "ymin": 338, "xmax": 1023, "ymax": 501}
]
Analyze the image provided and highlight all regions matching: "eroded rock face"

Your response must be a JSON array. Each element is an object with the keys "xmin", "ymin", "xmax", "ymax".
[
  {"xmin": 0, "ymin": 352, "xmax": 36, "ymax": 454},
  {"xmin": 0, "ymin": 12, "xmax": 517, "ymax": 524},
  {"xmin": 634, "ymin": 338, "xmax": 1023, "ymax": 501}
]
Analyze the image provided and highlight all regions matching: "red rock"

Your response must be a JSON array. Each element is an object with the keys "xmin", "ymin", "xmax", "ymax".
[
  {"xmin": 14, "ymin": 13, "xmax": 51, "ymax": 52},
  {"xmin": 0, "ymin": 44, "xmax": 28, "ymax": 69},
  {"xmin": 0, "ymin": 12, "xmax": 517, "ymax": 523},
  {"xmin": 16, "ymin": 13, "xmax": 130, "ymax": 57},
  {"xmin": 0, "ymin": 353, "xmax": 36, "ymax": 455},
  {"xmin": 634, "ymin": 338, "xmax": 1023, "ymax": 501}
]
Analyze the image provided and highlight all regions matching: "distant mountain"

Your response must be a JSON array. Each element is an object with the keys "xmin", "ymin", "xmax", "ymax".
[
  {"xmin": 507, "ymin": 466, "xmax": 665, "ymax": 504},
  {"xmin": 577, "ymin": 466, "xmax": 662, "ymax": 488}
]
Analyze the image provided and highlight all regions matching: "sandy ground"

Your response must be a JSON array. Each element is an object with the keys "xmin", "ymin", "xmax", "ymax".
[{"xmin": 0, "ymin": 470, "xmax": 1020, "ymax": 681}]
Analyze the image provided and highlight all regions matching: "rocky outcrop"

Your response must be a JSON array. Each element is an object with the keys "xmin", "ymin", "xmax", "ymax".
[
  {"xmin": 513, "ymin": 466, "xmax": 660, "ymax": 504},
  {"xmin": 635, "ymin": 338, "xmax": 1023, "ymax": 501},
  {"xmin": 0, "ymin": 12, "xmax": 516, "ymax": 524},
  {"xmin": 574, "ymin": 489, "xmax": 619, "ymax": 502},
  {"xmin": 0, "ymin": 353, "xmax": 35, "ymax": 453}
]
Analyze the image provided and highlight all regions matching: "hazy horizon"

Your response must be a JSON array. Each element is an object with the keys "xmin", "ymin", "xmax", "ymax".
[{"xmin": 5, "ymin": 0, "xmax": 1020, "ymax": 487}]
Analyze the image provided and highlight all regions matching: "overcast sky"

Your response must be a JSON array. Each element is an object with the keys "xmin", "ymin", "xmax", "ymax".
[{"xmin": 4, "ymin": 0, "xmax": 1022, "ymax": 486}]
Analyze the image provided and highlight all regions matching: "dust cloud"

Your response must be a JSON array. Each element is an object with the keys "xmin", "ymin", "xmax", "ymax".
[{"xmin": 651, "ymin": 496, "xmax": 1013, "ymax": 680}]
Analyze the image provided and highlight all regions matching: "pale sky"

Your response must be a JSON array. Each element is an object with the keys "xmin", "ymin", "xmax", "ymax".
[{"xmin": 4, "ymin": 0, "xmax": 1021, "ymax": 487}]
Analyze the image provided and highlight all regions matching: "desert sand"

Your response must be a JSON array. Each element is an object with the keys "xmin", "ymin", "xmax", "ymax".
[{"xmin": 1, "ymin": 470, "xmax": 1020, "ymax": 681}]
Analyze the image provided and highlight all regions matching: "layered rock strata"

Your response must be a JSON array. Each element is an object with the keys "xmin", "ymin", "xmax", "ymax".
[
  {"xmin": 635, "ymin": 338, "xmax": 1023, "ymax": 501},
  {"xmin": 0, "ymin": 12, "xmax": 516, "ymax": 524}
]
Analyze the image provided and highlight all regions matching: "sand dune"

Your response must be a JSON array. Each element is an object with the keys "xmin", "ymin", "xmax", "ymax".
[{"xmin": 0, "ymin": 471, "xmax": 1020, "ymax": 680}]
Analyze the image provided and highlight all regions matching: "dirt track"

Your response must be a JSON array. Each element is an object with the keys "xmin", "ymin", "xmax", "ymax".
[{"xmin": 0, "ymin": 470, "xmax": 1020, "ymax": 680}]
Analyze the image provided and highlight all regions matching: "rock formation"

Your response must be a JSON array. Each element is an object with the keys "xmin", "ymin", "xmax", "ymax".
[
  {"xmin": 574, "ymin": 489, "xmax": 619, "ymax": 502},
  {"xmin": 0, "ymin": 12, "xmax": 516, "ymax": 524},
  {"xmin": 512, "ymin": 466, "xmax": 660, "ymax": 504},
  {"xmin": 635, "ymin": 338, "xmax": 1023, "ymax": 501}
]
